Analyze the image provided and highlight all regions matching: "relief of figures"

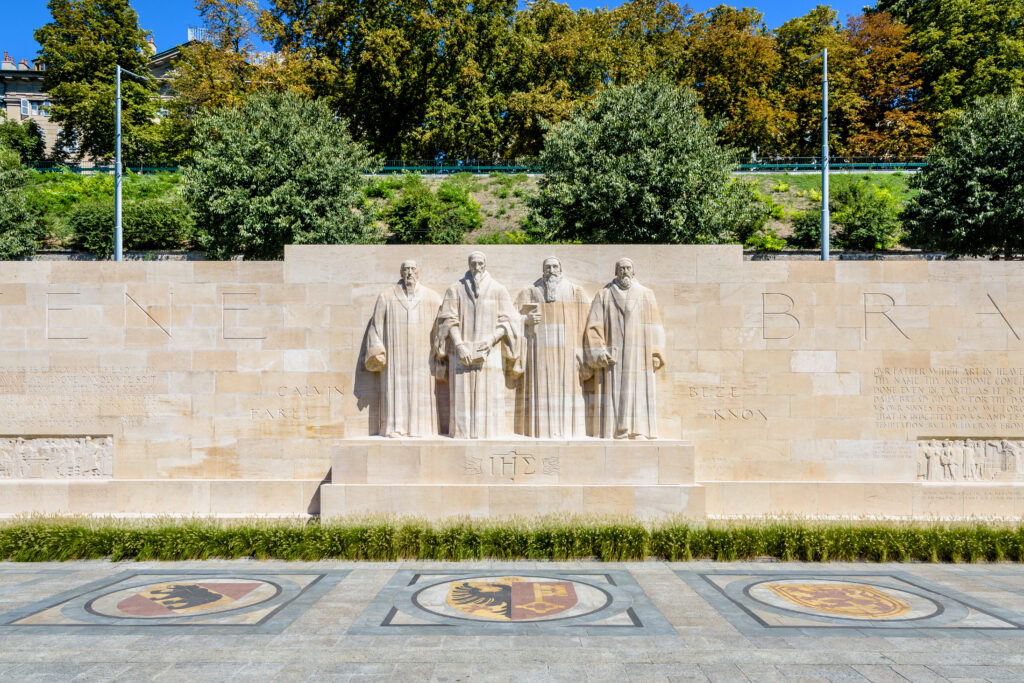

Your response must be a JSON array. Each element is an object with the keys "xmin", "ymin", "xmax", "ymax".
[
  {"xmin": 583, "ymin": 258, "xmax": 666, "ymax": 439},
  {"xmin": 364, "ymin": 260, "xmax": 444, "ymax": 437},
  {"xmin": 917, "ymin": 439, "xmax": 1024, "ymax": 482},
  {"xmin": 513, "ymin": 257, "xmax": 592, "ymax": 439},
  {"xmin": 362, "ymin": 253, "xmax": 664, "ymax": 440},
  {"xmin": 434, "ymin": 252, "xmax": 522, "ymax": 439},
  {"xmin": 0, "ymin": 436, "xmax": 113, "ymax": 479}
]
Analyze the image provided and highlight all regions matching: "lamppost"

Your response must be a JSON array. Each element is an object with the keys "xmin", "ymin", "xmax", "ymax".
[
  {"xmin": 114, "ymin": 64, "xmax": 148, "ymax": 262},
  {"xmin": 804, "ymin": 48, "xmax": 830, "ymax": 261}
]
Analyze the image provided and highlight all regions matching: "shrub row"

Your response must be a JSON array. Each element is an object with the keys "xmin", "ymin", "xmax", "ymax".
[{"xmin": 1, "ymin": 517, "xmax": 1023, "ymax": 563}]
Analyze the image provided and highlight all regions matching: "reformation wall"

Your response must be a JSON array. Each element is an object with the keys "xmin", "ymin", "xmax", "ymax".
[{"xmin": 1, "ymin": 245, "xmax": 1022, "ymax": 518}]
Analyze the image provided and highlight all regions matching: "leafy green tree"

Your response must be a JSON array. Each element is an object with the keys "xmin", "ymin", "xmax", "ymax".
[
  {"xmin": 34, "ymin": 0, "xmax": 158, "ymax": 161},
  {"xmin": 774, "ymin": 6, "xmax": 861, "ymax": 156},
  {"xmin": 684, "ymin": 6, "xmax": 790, "ymax": 155},
  {"xmin": 0, "ymin": 146, "xmax": 38, "ymax": 260},
  {"xmin": 875, "ymin": 0, "xmax": 1024, "ymax": 126},
  {"xmin": 845, "ymin": 12, "xmax": 932, "ymax": 157},
  {"xmin": 904, "ymin": 93, "xmax": 1024, "ymax": 259},
  {"xmin": 182, "ymin": 91, "xmax": 379, "ymax": 260},
  {"xmin": 531, "ymin": 77, "xmax": 759, "ymax": 244},
  {"xmin": 0, "ymin": 115, "xmax": 46, "ymax": 165}
]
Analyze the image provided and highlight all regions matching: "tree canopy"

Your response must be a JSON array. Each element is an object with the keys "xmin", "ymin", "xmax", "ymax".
[
  {"xmin": 531, "ymin": 77, "xmax": 763, "ymax": 244},
  {"xmin": 903, "ymin": 93, "xmax": 1024, "ymax": 259},
  {"xmin": 34, "ymin": 0, "xmax": 158, "ymax": 161},
  {"xmin": 182, "ymin": 91, "xmax": 379, "ymax": 260}
]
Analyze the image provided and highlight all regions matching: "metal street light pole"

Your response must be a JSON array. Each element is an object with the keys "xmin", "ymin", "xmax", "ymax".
[
  {"xmin": 804, "ymin": 48, "xmax": 830, "ymax": 261},
  {"xmin": 114, "ymin": 64, "xmax": 148, "ymax": 262}
]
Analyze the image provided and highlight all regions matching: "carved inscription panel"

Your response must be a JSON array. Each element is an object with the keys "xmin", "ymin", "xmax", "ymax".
[
  {"xmin": 0, "ymin": 436, "xmax": 113, "ymax": 479},
  {"xmin": 0, "ymin": 368, "xmax": 161, "ymax": 431},
  {"xmin": 873, "ymin": 367, "xmax": 1024, "ymax": 432},
  {"xmin": 463, "ymin": 449, "xmax": 560, "ymax": 482}
]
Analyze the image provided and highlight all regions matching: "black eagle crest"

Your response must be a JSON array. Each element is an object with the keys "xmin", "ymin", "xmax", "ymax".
[{"xmin": 448, "ymin": 581, "xmax": 511, "ymax": 618}]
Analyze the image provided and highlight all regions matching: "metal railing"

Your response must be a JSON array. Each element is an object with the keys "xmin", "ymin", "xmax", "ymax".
[
  {"xmin": 736, "ymin": 156, "xmax": 927, "ymax": 172},
  {"xmin": 377, "ymin": 159, "xmax": 542, "ymax": 174},
  {"xmin": 28, "ymin": 156, "xmax": 928, "ymax": 175}
]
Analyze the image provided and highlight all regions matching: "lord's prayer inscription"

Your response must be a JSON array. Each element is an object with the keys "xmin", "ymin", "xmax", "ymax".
[{"xmin": 874, "ymin": 367, "xmax": 1024, "ymax": 431}]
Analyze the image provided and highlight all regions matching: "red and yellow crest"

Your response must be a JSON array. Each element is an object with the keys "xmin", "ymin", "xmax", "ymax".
[{"xmin": 445, "ymin": 576, "xmax": 578, "ymax": 621}]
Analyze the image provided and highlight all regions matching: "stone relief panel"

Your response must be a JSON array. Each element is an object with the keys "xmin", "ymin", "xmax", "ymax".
[
  {"xmin": 0, "ymin": 436, "xmax": 113, "ymax": 479},
  {"xmin": 916, "ymin": 439, "xmax": 1024, "ymax": 482}
]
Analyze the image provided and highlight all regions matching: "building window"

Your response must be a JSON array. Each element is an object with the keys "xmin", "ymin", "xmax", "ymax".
[{"xmin": 30, "ymin": 100, "xmax": 51, "ymax": 117}]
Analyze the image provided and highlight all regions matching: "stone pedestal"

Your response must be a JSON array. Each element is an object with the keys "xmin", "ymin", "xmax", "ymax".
[{"xmin": 319, "ymin": 440, "xmax": 704, "ymax": 519}]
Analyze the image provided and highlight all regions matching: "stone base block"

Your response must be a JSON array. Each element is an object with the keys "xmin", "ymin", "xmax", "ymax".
[
  {"xmin": 321, "ymin": 439, "xmax": 701, "ymax": 520},
  {"xmin": 319, "ymin": 484, "xmax": 706, "ymax": 520},
  {"xmin": 0, "ymin": 480, "xmax": 323, "ymax": 516},
  {"xmin": 703, "ymin": 482, "xmax": 1024, "ymax": 518},
  {"xmin": 329, "ymin": 439, "xmax": 695, "ymax": 486}
]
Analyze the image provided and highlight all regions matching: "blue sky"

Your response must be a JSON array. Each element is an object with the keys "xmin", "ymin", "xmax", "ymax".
[{"xmin": 4, "ymin": 0, "xmax": 870, "ymax": 65}]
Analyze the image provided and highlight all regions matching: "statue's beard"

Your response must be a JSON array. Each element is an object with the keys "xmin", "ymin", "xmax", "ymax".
[
  {"xmin": 618, "ymin": 274, "xmax": 633, "ymax": 289},
  {"xmin": 542, "ymin": 273, "xmax": 562, "ymax": 302},
  {"xmin": 471, "ymin": 270, "xmax": 486, "ymax": 290},
  {"xmin": 402, "ymin": 276, "xmax": 418, "ymax": 290}
]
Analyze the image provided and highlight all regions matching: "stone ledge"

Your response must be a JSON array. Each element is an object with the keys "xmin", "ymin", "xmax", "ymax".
[
  {"xmin": 320, "ymin": 484, "xmax": 706, "ymax": 520},
  {"xmin": 330, "ymin": 439, "xmax": 695, "ymax": 486},
  {"xmin": 701, "ymin": 481, "xmax": 1024, "ymax": 518},
  {"xmin": 0, "ymin": 480, "xmax": 323, "ymax": 516}
]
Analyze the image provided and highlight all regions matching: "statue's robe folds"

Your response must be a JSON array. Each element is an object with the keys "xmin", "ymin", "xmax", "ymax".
[
  {"xmin": 514, "ymin": 279, "xmax": 592, "ymax": 439},
  {"xmin": 365, "ymin": 283, "xmax": 443, "ymax": 437},
  {"xmin": 435, "ymin": 273, "xmax": 521, "ymax": 439},
  {"xmin": 584, "ymin": 281, "xmax": 665, "ymax": 439}
]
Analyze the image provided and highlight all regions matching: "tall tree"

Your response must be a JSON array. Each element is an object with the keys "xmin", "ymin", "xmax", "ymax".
[
  {"xmin": 845, "ymin": 12, "xmax": 931, "ymax": 157},
  {"xmin": 169, "ymin": 0, "xmax": 307, "ymax": 115},
  {"xmin": 773, "ymin": 5, "xmax": 860, "ymax": 156},
  {"xmin": 34, "ymin": 0, "xmax": 157, "ymax": 161},
  {"xmin": 685, "ymin": 5, "xmax": 790, "ymax": 155},
  {"xmin": 875, "ymin": 0, "xmax": 1024, "ymax": 125},
  {"xmin": 502, "ymin": 1, "xmax": 612, "ymax": 157}
]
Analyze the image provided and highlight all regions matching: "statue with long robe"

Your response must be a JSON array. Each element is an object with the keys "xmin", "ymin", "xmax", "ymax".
[
  {"xmin": 365, "ymin": 260, "xmax": 443, "ymax": 437},
  {"xmin": 584, "ymin": 258, "xmax": 665, "ymax": 439},
  {"xmin": 514, "ymin": 257, "xmax": 592, "ymax": 438},
  {"xmin": 435, "ymin": 251, "xmax": 521, "ymax": 438}
]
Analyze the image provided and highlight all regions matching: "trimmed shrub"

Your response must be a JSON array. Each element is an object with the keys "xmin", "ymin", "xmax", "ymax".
[
  {"xmin": 68, "ymin": 199, "xmax": 195, "ymax": 258},
  {"xmin": 384, "ymin": 174, "xmax": 482, "ymax": 244},
  {"xmin": 0, "ymin": 146, "xmax": 38, "ymax": 260}
]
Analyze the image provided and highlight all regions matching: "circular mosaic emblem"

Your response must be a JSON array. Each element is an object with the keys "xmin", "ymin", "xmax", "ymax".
[
  {"xmin": 85, "ymin": 578, "xmax": 281, "ymax": 619},
  {"xmin": 413, "ymin": 575, "xmax": 612, "ymax": 622},
  {"xmin": 746, "ymin": 579, "xmax": 941, "ymax": 621}
]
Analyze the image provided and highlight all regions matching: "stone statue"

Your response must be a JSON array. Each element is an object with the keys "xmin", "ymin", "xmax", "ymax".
[
  {"xmin": 584, "ymin": 258, "xmax": 665, "ymax": 439},
  {"xmin": 365, "ymin": 260, "xmax": 444, "ymax": 437},
  {"xmin": 513, "ymin": 257, "xmax": 592, "ymax": 439},
  {"xmin": 435, "ymin": 251, "xmax": 521, "ymax": 438}
]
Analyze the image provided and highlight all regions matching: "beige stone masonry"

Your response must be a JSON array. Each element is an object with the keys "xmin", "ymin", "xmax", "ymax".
[{"xmin": 2, "ymin": 245, "xmax": 1023, "ymax": 518}]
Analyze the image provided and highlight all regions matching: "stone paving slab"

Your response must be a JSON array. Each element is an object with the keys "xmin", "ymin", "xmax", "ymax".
[{"xmin": 0, "ymin": 560, "xmax": 1023, "ymax": 681}]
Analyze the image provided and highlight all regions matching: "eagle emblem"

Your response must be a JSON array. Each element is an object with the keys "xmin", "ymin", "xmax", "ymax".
[{"xmin": 445, "ymin": 576, "xmax": 578, "ymax": 621}]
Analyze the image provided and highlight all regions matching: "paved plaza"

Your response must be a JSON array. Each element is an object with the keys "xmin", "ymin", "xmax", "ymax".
[{"xmin": 0, "ymin": 560, "xmax": 1023, "ymax": 681}]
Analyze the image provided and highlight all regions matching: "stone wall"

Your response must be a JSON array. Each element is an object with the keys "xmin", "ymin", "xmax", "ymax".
[{"xmin": 1, "ymin": 245, "xmax": 1022, "ymax": 517}]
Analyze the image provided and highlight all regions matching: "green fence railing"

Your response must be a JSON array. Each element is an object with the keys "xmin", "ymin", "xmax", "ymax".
[{"xmin": 29, "ymin": 157, "xmax": 928, "ymax": 175}]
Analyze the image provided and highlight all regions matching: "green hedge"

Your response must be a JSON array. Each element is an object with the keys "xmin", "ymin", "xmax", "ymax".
[
  {"xmin": 67, "ymin": 198, "xmax": 195, "ymax": 258},
  {"xmin": 1, "ymin": 517, "xmax": 1022, "ymax": 563}
]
